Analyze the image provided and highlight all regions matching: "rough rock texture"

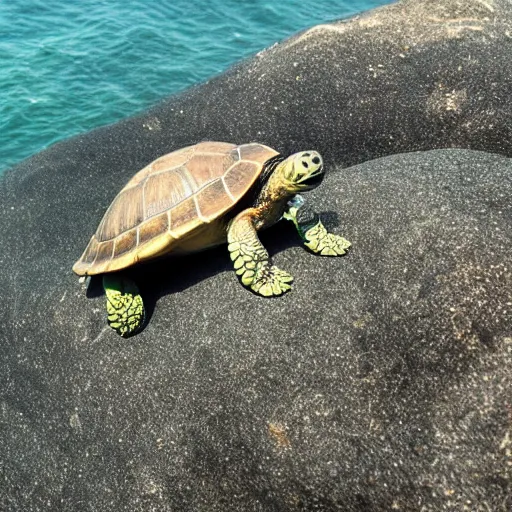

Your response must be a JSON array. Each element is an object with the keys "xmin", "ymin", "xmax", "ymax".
[
  {"xmin": 2, "ymin": 148, "xmax": 511, "ymax": 511},
  {"xmin": 1, "ymin": 0, "xmax": 512, "ymax": 510}
]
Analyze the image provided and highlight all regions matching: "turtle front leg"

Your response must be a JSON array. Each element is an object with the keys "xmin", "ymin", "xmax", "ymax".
[
  {"xmin": 227, "ymin": 209, "xmax": 293, "ymax": 297},
  {"xmin": 103, "ymin": 274, "xmax": 145, "ymax": 337},
  {"xmin": 283, "ymin": 195, "xmax": 351, "ymax": 256}
]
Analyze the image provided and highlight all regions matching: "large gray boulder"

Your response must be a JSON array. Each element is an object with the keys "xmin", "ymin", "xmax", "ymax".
[
  {"xmin": 2, "ymin": 148, "xmax": 511, "ymax": 511},
  {"xmin": 1, "ymin": 0, "xmax": 511, "ymax": 510}
]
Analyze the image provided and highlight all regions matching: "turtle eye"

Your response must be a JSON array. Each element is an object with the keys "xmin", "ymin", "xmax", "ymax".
[{"xmin": 312, "ymin": 156, "xmax": 320, "ymax": 165}]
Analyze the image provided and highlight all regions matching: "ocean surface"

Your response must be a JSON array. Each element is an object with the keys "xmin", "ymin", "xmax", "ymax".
[{"xmin": 1, "ymin": 0, "xmax": 392, "ymax": 174}]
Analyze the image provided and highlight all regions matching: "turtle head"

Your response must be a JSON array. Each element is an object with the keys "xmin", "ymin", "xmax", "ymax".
[{"xmin": 278, "ymin": 151, "xmax": 325, "ymax": 192}]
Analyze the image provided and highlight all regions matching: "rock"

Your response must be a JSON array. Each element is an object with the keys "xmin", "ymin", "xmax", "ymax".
[
  {"xmin": 1, "ymin": 148, "xmax": 511, "ymax": 510},
  {"xmin": 1, "ymin": 0, "xmax": 512, "ymax": 509}
]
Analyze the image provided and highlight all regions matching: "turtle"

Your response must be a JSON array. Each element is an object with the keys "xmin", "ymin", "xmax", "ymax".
[{"xmin": 73, "ymin": 141, "xmax": 351, "ymax": 337}]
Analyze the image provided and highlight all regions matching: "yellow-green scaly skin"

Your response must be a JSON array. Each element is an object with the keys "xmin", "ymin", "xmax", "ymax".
[
  {"xmin": 103, "ymin": 274, "xmax": 144, "ymax": 337},
  {"xmin": 227, "ymin": 210, "xmax": 294, "ymax": 297},
  {"xmin": 283, "ymin": 204, "xmax": 351, "ymax": 256},
  {"xmin": 227, "ymin": 150, "xmax": 350, "ymax": 297}
]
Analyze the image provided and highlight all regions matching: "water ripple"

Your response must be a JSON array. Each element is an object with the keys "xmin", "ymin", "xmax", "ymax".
[{"xmin": 1, "ymin": 0, "xmax": 391, "ymax": 173}]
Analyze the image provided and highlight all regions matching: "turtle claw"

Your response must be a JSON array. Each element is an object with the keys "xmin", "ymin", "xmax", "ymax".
[
  {"xmin": 250, "ymin": 264, "xmax": 293, "ymax": 297},
  {"xmin": 103, "ymin": 275, "xmax": 145, "ymax": 337},
  {"xmin": 304, "ymin": 222, "xmax": 351, "ymax": 256}
]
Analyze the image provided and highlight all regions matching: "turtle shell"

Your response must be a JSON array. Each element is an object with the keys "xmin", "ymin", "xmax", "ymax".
[{"xmin": 73, "ymin": 141, "xmax": 280, "ymax": 276}]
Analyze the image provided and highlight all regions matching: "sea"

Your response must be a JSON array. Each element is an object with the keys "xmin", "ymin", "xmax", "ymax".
[{"xmin": 0, "ymin": 0, "xmax": 392, "ymax": 174}]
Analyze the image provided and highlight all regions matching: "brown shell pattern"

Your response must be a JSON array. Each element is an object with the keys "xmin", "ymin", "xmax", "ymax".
[{"xmin": 73, "ymin": 141, "xmax": 279, "ymax": 276}]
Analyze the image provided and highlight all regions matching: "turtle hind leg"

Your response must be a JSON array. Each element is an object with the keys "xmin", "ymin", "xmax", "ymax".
[
  {"xmin": 228, "ymin": 209, "xmax": 293, "ymax": 297},
  {"xmin": 103, "ymin": 274, "xmax": 145, "ymax": 337}
]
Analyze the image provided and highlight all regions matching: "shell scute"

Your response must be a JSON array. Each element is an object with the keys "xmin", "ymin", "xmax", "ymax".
[
  {"xmin": 185, "ymin": 152, "xmax": 238, "ymax": 188},
  {"xmin": 143, "ymin": 165, "xmax": 192, "ymax": 219},
  {"xmin": 139, "ymin": 212, "xmax": 169, "ymax": 246},
  {"xmin": 150, "ymin": 147, "xmax": 195, "ymax": 173},
  {"xmin": 195, "ymin": 179, "xmax": 235, "ymax": 221},
  {"xmin": 72, "ymin": 236, "xmax": 99, "ymax": 275},
  {"xmin": 98, "ymin": 186, "xmax": 143, "ymax": 242},
  {"xmin": 224, "ymin": 161, "xmax": 260, "ymax": 199},
  {"xmin": 124, "ymin": 146, "xmax": 196, "ymax": 191},
  {"xmin": 238, "ymin": 143, "xmax": 279, "ymax": 164},
  {"xmin": 192, "ymin": 141, "xmax": 236, "ymax": 154},
  {"xmin": 168, "ymin": 196, "xmax": 202, "ymax": 239},
  {"xmin": 113, "ymin": 230, "xmax": 137, "ymax": 258},
  {"xmin": 95, "ymin": 239, "xmax": 115, "ymax": 265}
]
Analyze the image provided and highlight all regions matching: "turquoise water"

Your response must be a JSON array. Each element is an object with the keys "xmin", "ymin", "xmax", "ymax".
[{"xmin": 1, "ymin": 0, "xmax": 392, "ymax": 173}]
